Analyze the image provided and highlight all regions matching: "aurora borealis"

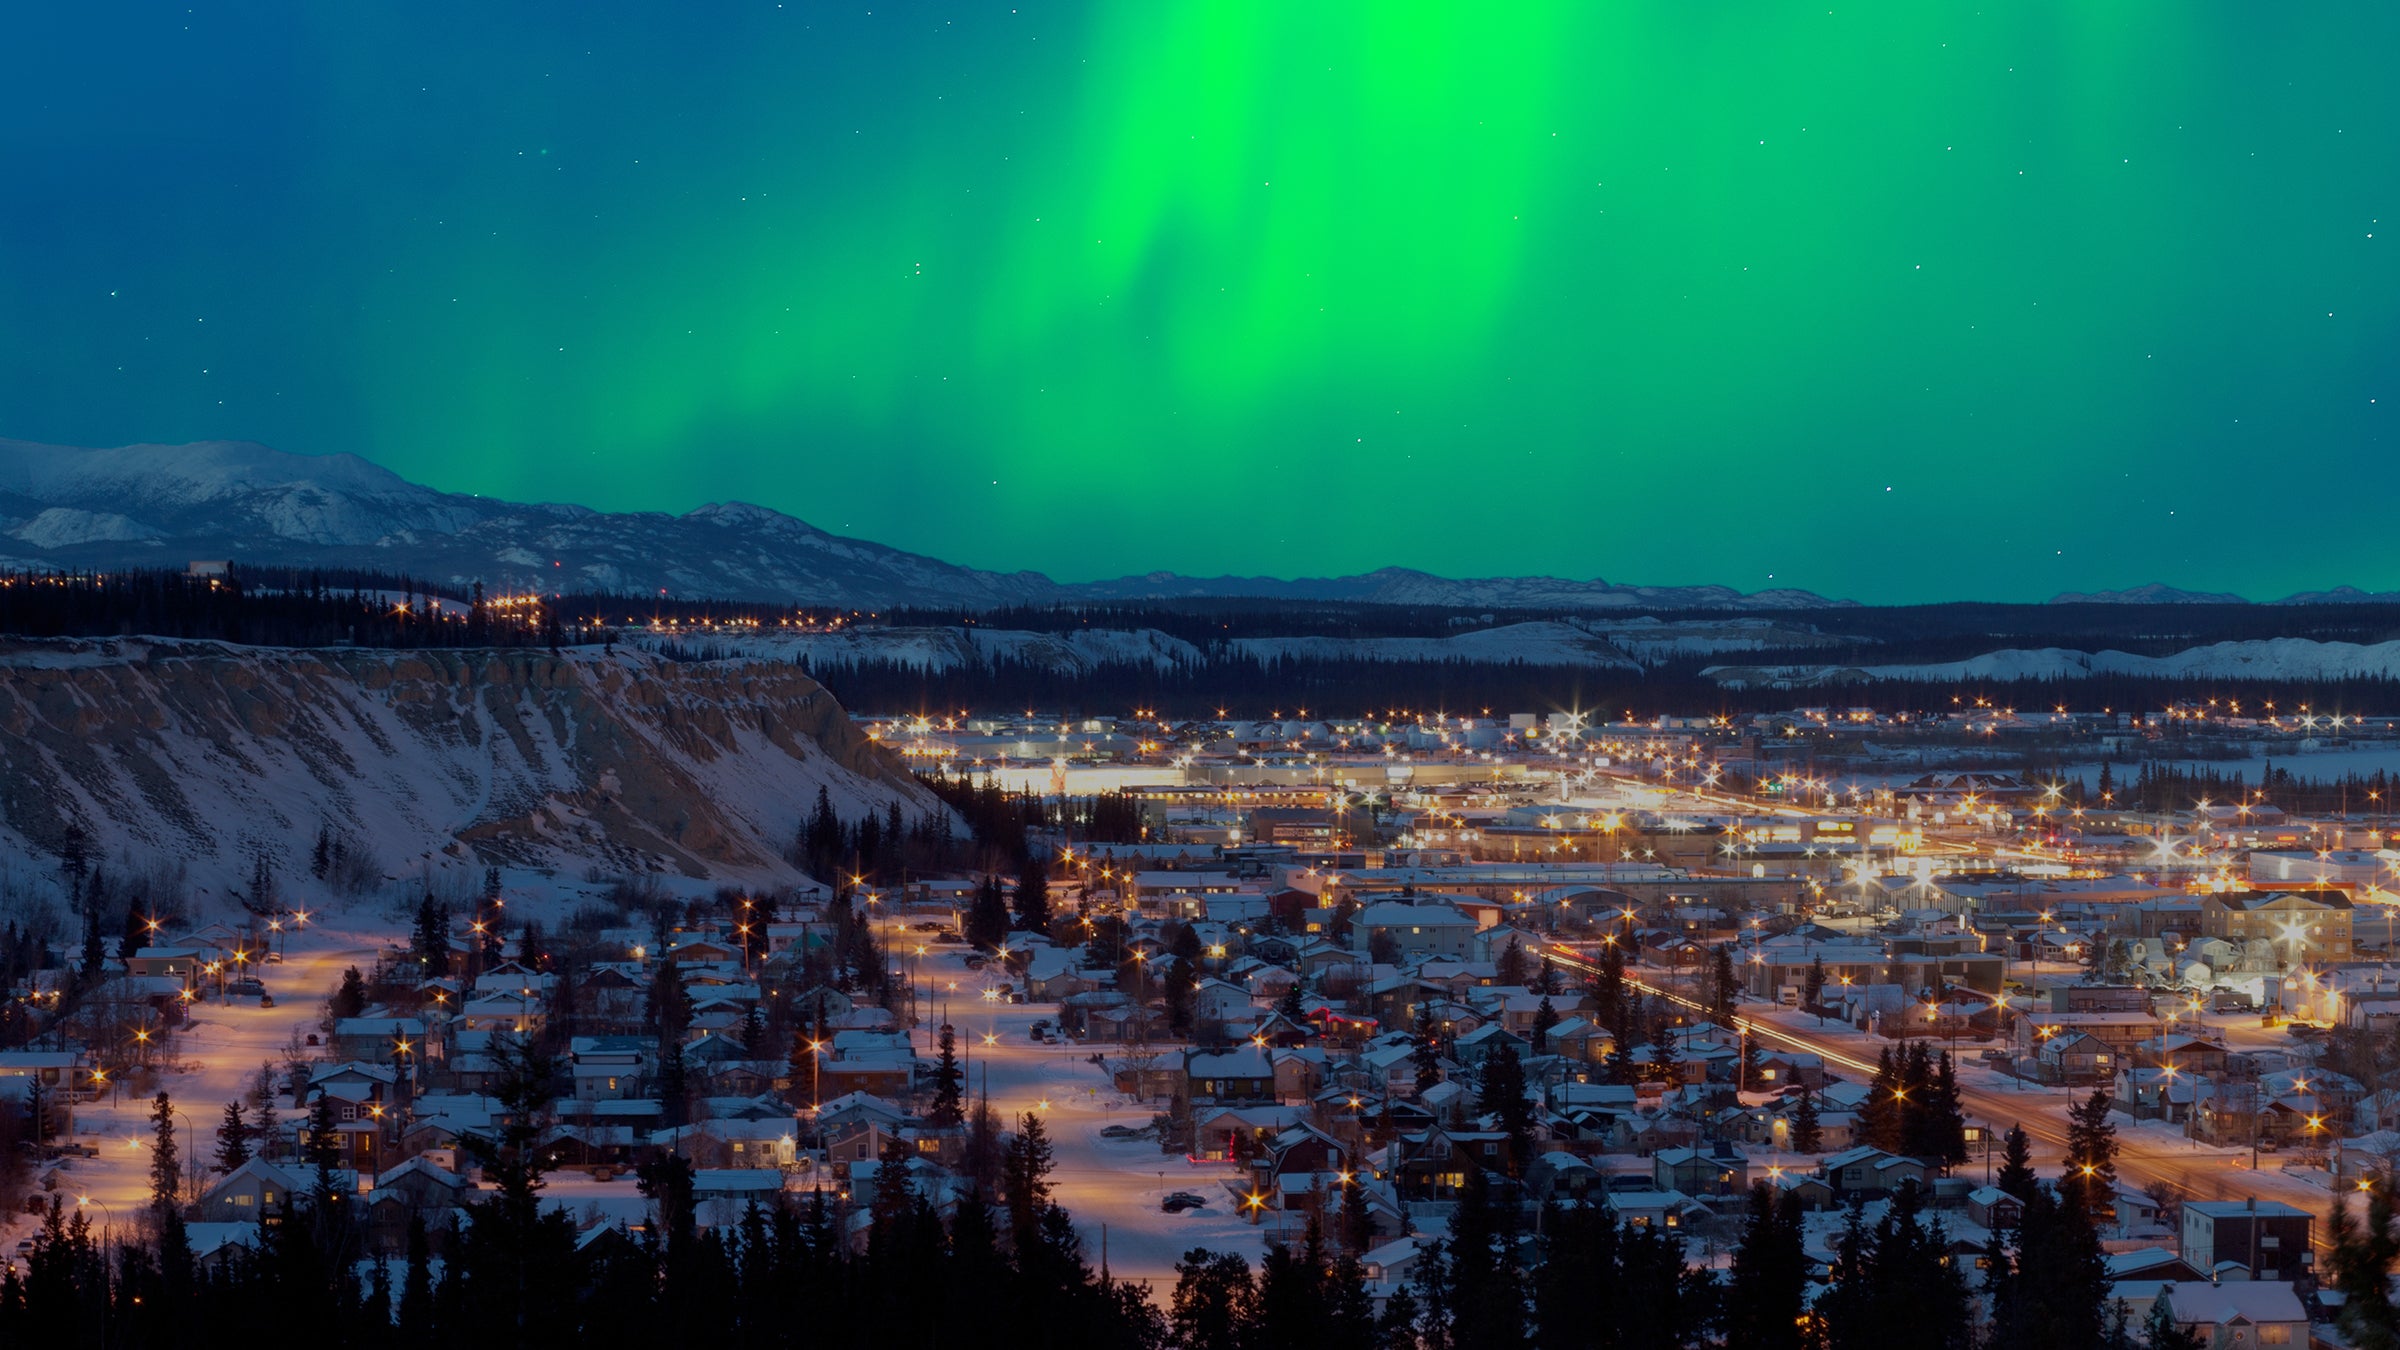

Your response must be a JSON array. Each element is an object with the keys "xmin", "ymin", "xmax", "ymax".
[{"xmin": 3, "ymin": 4, "xmax": 2393, "ymax": 603}]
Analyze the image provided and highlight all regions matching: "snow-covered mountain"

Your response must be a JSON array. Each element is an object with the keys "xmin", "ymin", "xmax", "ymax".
[
  {"xmin": 0, "ymin": 638, "xmax": 935, "ymax": 900},
  {"xmin": 1705, "ymin": 637, "xmax": 2400, "ymax": 689},
  {"xmin": 1065, "ymin": 566, "xmax": 1850, "ymax": 611},
  {"xmin": 702, "ymin": 620, "xmax": 1647, "ymax": 674},
  {"xmin": 0, "ymin": 438, "xmax": 1848, "ymax": 611},
  {"xmin": 2050, "ymin": 583, "xmax": 2400, "ymax": 605},
  {"xmin": 0, "ymin": 439, "xmax": 1054, "ymax": 610},
  {"xmin": 2048, "ymin": 583, "xmax": 2251, "ymax": 605}
]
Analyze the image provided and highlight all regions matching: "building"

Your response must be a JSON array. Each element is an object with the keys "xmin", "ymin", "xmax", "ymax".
[
  {"xmin": 1353, "ymin": 900, "xmax": 1480, "ymax": 960},
  {"xmin": 2199, "ymin": 891, "xmax": 2353, "ymax": 965},
  {"xmin": 2180, "ymin": 1198, "xmax": 2313, "ymax": 1282}
]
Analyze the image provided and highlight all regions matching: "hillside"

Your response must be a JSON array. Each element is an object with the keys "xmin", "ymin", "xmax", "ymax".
[
  {"xmin": 0, "ymin": 438, "xmax": 1847, "ymax": 611},
  {"xmin": 0, "ymin": 639, "xmax": 936, "ymax": 903}
]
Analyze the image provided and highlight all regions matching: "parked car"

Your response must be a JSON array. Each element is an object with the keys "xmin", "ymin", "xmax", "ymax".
[
  {"xmin": 1100, "ymin": 1124, "xmax": 1152, "ymax": 1141},
  {"xmin": 1160, "ymin": 1192, "xmax": 1209, "ymax": 1213}
]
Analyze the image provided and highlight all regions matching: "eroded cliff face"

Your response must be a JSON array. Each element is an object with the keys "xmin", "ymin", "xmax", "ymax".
[{"xmin": 0, "ymin": 639, "xmax": 933, "ymax": 890}]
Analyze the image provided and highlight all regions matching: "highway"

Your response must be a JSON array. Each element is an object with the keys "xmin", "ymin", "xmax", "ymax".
[{"xmin": 1542, "ymin": 944, "xmax": 2342, "ymax": 1255}]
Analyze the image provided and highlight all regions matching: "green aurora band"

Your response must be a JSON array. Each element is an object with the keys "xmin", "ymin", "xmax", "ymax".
[{"xmin": 2, "ymin": 3, "xmax": 2393, "ymax": 602}]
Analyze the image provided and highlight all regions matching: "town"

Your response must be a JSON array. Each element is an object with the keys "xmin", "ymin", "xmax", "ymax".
[{"xmin": 8, "ymin": 691, "xmax": 2400, "ymax": 1349}]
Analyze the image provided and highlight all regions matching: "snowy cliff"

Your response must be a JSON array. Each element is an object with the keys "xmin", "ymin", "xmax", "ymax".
[{"xmin": 0, "ymin": 639, "xmax": 936, "ymax": 899}]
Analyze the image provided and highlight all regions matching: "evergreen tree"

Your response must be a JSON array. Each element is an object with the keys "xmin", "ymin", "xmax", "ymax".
[
  {"xmin": 1341, "ymin": 1173, "xmax": 1377, "ymax": 1253},
  {"xmin": 1474, "ymin": 1043, "xmax": 1533, "ymax": 1176},
  {"xmin": 1169, "ymin": 1248, "xmax": 1257, "ymax": 1350},
  {"xmin": 1790, "ymin": 1087, "xmax": 1823, "ymax": 1153},
  {"xmin": 329, "ymin": 965, "xmax": 369, "ymax": 1022},
  {"xmin": 927, "ymin": 1024, "xmax": 965, "ymax": 1128},
  {"xmin": 1012, "ymin": 855, "xmax": 1052, "ymax": 933},
  {"xmin": 1994, "ymin": 1124, "xmax": 2038, "ymax": 1200},
  {"xmin": 2143, "ymin": 1298, "xmax": 2207, "ymax": 1350},
  {"xmin": 2064, "ymin": 1088, "xmax": 2120, "ymax": 1217},
  {"xmin": 1594, "ymin": 940, "xmax": 1628, "ymax": 1036},
  {"xmin": 1707, "ymin": 944, "xmax": 1739, "ymax": 1023},
  {"xmin": 1647, "ymin": 1010, "xmax": 1681, "ymax": 1084},
  {"xmin": 1495, "ymin": 937, "xmax": 1530, "ymax": 989},
  {"xmin": 1724, "ymin": 1183, "xmax": 1809, "ymax": 1350},
  {"xmin": 2329, "ymin": 1173, "xmax": 2400, "ymax": 1350},
  {"xmin": 410, "ymin": 895, "xmax": 450, "ymax": 974},
  {"xmin": 1411, "ymin": 1003, "xmax": 1443, "ymax": 1090},
  {"xmin": 1802, "ymin": 955, "xmax": 1827, "ymax": 1015},
  {"xmin": 1529, "ymin": 996, "xmax": 1558, "ymax": 1054},
  {"xmin": 150, "ymin": 1090, "xmax": 180, "ymax": 1209},
  {"xmin": 1858, "ymin": 1046, "xmax": 1904, "ymax": 1152},
  {"xmin": 213, "ymin": 1099, "xmax": 251, "ymax": 1173},
  {"xmin": 79, "ymin": 904, "xmax": 105, "ymax": 979},
  {"xmin": 1001, "ymin": 1111, "xmax": 1056, "ymax": 1243},
  {"xmin": 966, "ymin": 874, "xmax": 1012, "ymax": 950},
  {"xmin": 1988, "ymin": 1181, "xmax": 2110, "ymax": 1350},
  {"xmin": 1603, "ymin": 1026, "xmax": 1638, "ymax": 1086}
]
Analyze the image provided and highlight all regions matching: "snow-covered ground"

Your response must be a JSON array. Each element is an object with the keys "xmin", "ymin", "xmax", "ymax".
[{"xmin": 4, "ymin": 925, "xmax": 385, "ymax": 1250}]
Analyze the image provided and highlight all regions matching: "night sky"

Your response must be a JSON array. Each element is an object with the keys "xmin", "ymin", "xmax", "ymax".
[{"xmin": 3, "ymin": 4, "xmax": 2393, "ymax": 602}]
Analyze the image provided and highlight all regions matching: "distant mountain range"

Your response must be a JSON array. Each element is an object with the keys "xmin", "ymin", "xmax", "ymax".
[
  {"xmin": 0, "ymin": 438, "xmax": 1852, "ymax": 611},
  {"xmin": 2048, "ymin": 583, "xmax": 2400, "ymax": 606}
]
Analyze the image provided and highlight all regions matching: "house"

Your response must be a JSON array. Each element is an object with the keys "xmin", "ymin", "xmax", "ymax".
[
  {"xmin": 1818, "ymin": 1146, "xmax": 1930, "ymax": 1197},
  {"xmin": 1965, "ymin": 1185, "xmax": 2022, "ymax": 1231},
  {"xmin": 1386, "ymin": 1126, "xmax": 1509, "ymax": 1200},
  {"xmin": 1604, "ymin": 1189, "xmax": 1711, "ymax": 1230},
  {"xmin": 195, "ymin": 1157, "xmax": 308, "ymax": 1222},
  {"xmin": 1653, "ymin": 1142, "xmax": 1750, "ymax": 1198},
  {"xmin": 1186, "ymin": 1047, "xmax": 1275, "ymax": 1103},
  {"xmin": 124, "ymin": 946, "xmax": 202, "ymax": 980},
  {"xmin": 335, "ymin": 1017, "xmax": 428, "ymax": 1065},
  {"xmin": 362, "ymin": 1156, "xmax": 475, "ymax": 1254},
  {"xmin": 2129, "ymin": 1280, "xmax": 2308, "ymax": 1349}
]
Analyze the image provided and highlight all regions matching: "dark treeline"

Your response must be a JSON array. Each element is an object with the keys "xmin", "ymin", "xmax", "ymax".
[
  {"xmin": 0, "ymin": 1150, "xmax": 2158, "ymax": 1350},
  {"xmin": 802, "ymin": 649, "xmax": 2400, "ymax": 723},
  {"xmin": 0, "ymin": 1043, "xmax": 1156, "ymax": 1350},
  {"xmin": 2061, "ymin": 759, "xmax": 2400, "ymax": 817},
  {"xmin": 0, "ymin": 566, "xmax": 868, "ymax": 648},
  {"xmin": 784, "ymin": 780, "xmax": 1146, "ymax": 887},
  {"xmin": 0, "ymin": 569, "xmax": 578, "ymax": 649},
  {"xmin": 885, "ymin": 597, "xmax": 2400, "ymax": 658}
]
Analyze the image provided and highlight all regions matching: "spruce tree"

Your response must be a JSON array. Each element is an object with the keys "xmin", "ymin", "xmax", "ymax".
[
  {"xmin": 1411, "ymin": 1003, "xmax": 1443, "ymax": 1090},
  {"xmin": 1858, "ymin": 1046, "xmax": 1904, "ymax": 1152},
  {"xmin": 1802, "ymin": 955, "xmax": 1827, "ymax": 1016},
  {"xmin": 927, "ymin": 1024, "xmax": 965, "ymax": 1128},
  {"xmin": 1530, "ymin": 996, "xmax": 1558, "ymax": 1054},
  {"xmin": 150, "ymin": 1090, "xmax": 180, "ymax": 1208},
  {"xmin": 1724, "ymin": 1183, "xmax": 1809, "ymax": 1350},
  {"xmin": 2329, "ymin": 1173, "xmax": 2400, "ymax": 1350},
  {"xmin": 214, "ymin": 1100, "xmax": 252, "ymax": 1173},
  {"xmin": 1474, "ymin": 1043, "xmax": 1533, "ymax": 1176},
  {"xmin": 1012, "ymin": 855, "xmax": 1051, "ymax": 934},
  {"xmin": 2063, "ymin": 1087, "xmax": 2120, "ymax": 1214},
  {"xmin": 1708, "ymin": 944, "xmax": 1739, "ymax": 1023},
  {"xmin": 329, "ymin": 965, "xmax": 369, "ymax": 1022},
  {"xmin": 1994, "ymin": 1123, "xmax": 2037, "ymax": 1200},
  {"xmin": 1790, "ymin": 1086, "xmax": 1823, "ymax": 1153},
  {"xmin": 1000, "ymin": 1111, "xmax": 1056, "ymax": 1244}
]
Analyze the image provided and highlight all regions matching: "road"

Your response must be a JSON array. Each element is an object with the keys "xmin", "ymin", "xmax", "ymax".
[
  {"xmin": 932, "ymin": 978, "xmax": 1274, "ymax": 1294},
  {"xmin": 5, "ymin": 925, "xmax": 384, "ymax": 1246},
  {"xmin": 1542, "ymin": 944, "xmax": 2347, "ymax": 1254}
]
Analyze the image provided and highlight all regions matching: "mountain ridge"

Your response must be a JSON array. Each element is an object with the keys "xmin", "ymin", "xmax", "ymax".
[{"xmin": 0, "ymin": 438, "xmax": 1844, "ymax": 611}]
